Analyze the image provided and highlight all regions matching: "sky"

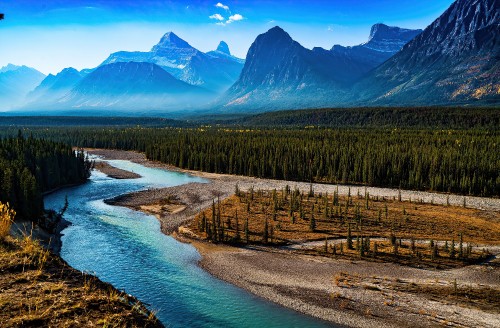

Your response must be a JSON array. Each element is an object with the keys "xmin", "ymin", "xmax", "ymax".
[{"xmin": 0, "ymin": 0, "xmax": 455, "ymax": 75}]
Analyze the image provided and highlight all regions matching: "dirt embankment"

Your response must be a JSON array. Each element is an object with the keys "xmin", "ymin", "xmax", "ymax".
[{"xmin": 0, "ymin": 236, "xmax": 163, "ymax": 328}]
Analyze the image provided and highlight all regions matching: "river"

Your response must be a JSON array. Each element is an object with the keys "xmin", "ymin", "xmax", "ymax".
[{"xmin": 44, "ymin": 159, "xmax": 333, "ymax": 328}]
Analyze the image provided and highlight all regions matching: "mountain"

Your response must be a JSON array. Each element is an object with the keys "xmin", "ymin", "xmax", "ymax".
[
  {"xmin": 354, "ymin": 0, "xmax": 500, "ymax": 105},
  {"xmin": 218, "ymin": 23, "xmax": 422, "ymax": 112},
  {"xmin": 101, "ymin": 33, "xmax": 244, "ymax": 93},
  {"xmin": 0, "ymin": 64, "xmax": 45, "ymax": 110},
  {"xmin": 59, "ymin": 62, "xmax": 212, "ymax": 110},
  {"xmin": 206, "ymin": 41, "xmax": 245, "ymax": 64},
  {"xmin": 330, "ymin": 24, "xmax": 421, "ymax": 71},
  {"xmin": 217, "ymin": 27, "xmax": 342, "ymax": 111},
  {"xmin": 25, "ymin": 67, "xmax": 87, "ymax": 107}
]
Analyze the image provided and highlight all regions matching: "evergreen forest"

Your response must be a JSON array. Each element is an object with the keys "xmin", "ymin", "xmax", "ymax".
[
  {"xmin": 2, "ymin": 126, "xmax": 497, "ymax": 197},
  {"xmin": 0, "ymin": 133, "xmax": 92, "ymax": 220}
]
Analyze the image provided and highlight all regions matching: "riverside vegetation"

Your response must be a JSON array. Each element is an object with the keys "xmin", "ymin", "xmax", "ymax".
[
  {"xmin": 190, "ymin": 186, "xmax": 499, "ymax": 269},
  {"xmin": 2, "ymin": 125, "xmax": 499, "ymax": 197},
  {"xmin": 0, "ymin": 202, "xmax": 162, "ymax": 327},
  {"xmin": 0, "ymin": 134, "xmax": 162, "ymax": 327},
  {"xmin": 0, "ymin": 133, "xmax": 92, "ymax": 221}
]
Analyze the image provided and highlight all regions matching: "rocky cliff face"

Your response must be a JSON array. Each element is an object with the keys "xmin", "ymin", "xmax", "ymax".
[
  {"xmin": 354, "ymin": 0, "xmax": 499, "ymax": 105},
  {"xmin": 219, "ymin": 27, "xmax": 351, "ymax": 111},
  {"xmin": 364, "ymin": 24, "xmax": 422, "ymax": 53},
  {"xmin": 329, "ymin": 23, "xmax": 422, "ymax": 77},
  {"xmin": 220, "ymin": 23, "xmax": 421, "ymax": 111}
]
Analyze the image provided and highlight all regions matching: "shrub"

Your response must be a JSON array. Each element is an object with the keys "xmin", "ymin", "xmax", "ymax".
[{"xmin": 0, "ymin": 202, "xmax": 16, "ymax": 239}]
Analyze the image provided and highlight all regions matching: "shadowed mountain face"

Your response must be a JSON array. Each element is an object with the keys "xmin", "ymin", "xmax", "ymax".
[
  {"xmin": 354, "ymin": 0, "xmax": 500, "ymax": 105},
  {"xmin": 220, "ymin": 0, "xmax": 498, "ymax": 112},
  {"xmin": 101, "ymin": 33, "xmax": 244, "ymax": 93},
  {"xmin": 218, "ymin": 23, "xmax": 421, "ymax": 112},
  {"xmin": 0, "ymin": 65, "xmax": 45, "ymax": 110},
  {"xmin": 58, "ymin": 62, "xmax": 213, "ymax": 110},
  {"xmin": 218, "ymin": 27, "xmax": 347, "ymax": 112}
]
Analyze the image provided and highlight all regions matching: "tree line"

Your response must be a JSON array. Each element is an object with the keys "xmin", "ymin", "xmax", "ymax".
[
  {"xmin": 0, "ymin": 132, "xmax": 92, "ymax": 220},
  {"xmin": 4, "ymin": 126, "xmax": 498, "ymax": 197}
]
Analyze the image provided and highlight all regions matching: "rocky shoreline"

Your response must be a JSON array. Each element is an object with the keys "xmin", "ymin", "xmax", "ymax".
[{"xmin": 89, "ymin": 148, "xmax": 500, "ymax": 328}]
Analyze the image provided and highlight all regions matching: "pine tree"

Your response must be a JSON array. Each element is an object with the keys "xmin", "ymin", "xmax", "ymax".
[
  {"xmin": 359, "ymin": 236, "xmax": 365, "ymax": 257},
  {"xmin": 347, "ymin": 224, "xmax": 353, "ymax": 249},
  {"xmin": 450, "ymin": 239, "xmax": 456, "ymax": 258},
  {"xmin": 263, "ymin": 216, "xmax": 269, "ymax": 243},
  {"xmin": 234, "ymin": 210, "xmax": 240, "ymax": 242},
  {"xmin": 459, "ymin": 233, "xmax": 463, "ymax": 259},
  {"xmin": 309, "ymin": 214, "xmax": 316, "ymax": 232},
  {"xmin": 244, "ymin": 217, "xmax": 249, "ymax": 243},
  {"xmin": 200, "ymin": 212, "xmax": 206, "ymax": 232}
]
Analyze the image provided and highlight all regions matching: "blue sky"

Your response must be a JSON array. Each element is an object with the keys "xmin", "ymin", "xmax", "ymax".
[{"xmin": 0, "ymin": 0, "xmax": 455, "ymax": 75}]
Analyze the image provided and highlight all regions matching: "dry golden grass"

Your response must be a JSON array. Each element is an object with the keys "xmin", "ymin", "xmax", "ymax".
[
  {"xmin": 189, "ymin": 188, "xmax": 500, "ymax": 268},
  {"xmin": 0, "ymin": 202, "xmax": 15, "ymax": 239},
  {"xmin": 0, "ymin": 236, "xmax": 162, "ymax": 328}
]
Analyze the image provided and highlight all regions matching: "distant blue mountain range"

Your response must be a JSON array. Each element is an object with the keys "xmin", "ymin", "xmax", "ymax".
[{"xmin": 3, "ymin": 0, "xmax": 498, "ymax": 114}]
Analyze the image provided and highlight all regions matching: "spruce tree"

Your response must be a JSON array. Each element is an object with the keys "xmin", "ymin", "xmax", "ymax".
[
  {"xmin": 234, "ymin": 210, "xmax": 240, "ymax": 242},
  {"xmin": 459, "ymin": 233, "xmax": 463, "ymax": 259},
  {"xmin": 450, "ymin": 239, "xmax": 456, "ymax": 258},
  {"xmin": 309, "ymin": 214, "xmax": 316, "ymax": 232},
  {"xmin": 244, "ymin": 217, "xmax": 249, "ymax": 243},
  {"xmin": 347, "ymin": 224, "xmax": 353, "ymax": 249},
  {"xmin": 263, "ymin": 216, "xmax": 269, "ymax": 243}
]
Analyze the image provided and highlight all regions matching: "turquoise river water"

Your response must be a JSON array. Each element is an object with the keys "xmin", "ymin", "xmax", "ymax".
[{"xmin": 44, "ymin": 159, "xmax": 334, "ymax": 328}]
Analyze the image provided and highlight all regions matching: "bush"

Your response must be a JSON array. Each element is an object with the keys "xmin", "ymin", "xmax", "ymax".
[{"xmin": 0, "ymin": 202, "xmax": 15, "ymax": 239}]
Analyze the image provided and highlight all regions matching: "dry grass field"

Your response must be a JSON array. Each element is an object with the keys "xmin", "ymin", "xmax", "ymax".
[{"xmin": 189, "ymin": 187, "xmax": 500, "ymax": 268}]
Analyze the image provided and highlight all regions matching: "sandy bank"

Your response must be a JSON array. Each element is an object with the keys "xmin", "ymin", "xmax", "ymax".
[
  {"xmin": 87, "ymin": 148, "xmax": 500, "ymax": 328},
  {"xmin": 94, "ymin": 161, "xmax": 142, "ymax": 179}
]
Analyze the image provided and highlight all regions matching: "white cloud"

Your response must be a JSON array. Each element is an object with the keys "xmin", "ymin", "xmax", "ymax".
[
  {"xmin": 226, "ymin": 14, "xmax": 244, "ymax": 24},
  {"xmin": 215, "ymin": 2, "xmax": 230, "ymax": 11},
  {"xmin": 228, "ymin": 14, "xmax": 243, "ymax": 21},
  {"xmin": 327, "ymin": 25, "xmax": 334, "ymax": 32},
  {"xmin": 209, "ymin": 13, "xmax": 225, "ymax": 21}
]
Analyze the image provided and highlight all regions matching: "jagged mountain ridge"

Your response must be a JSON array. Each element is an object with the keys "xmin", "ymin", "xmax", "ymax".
[
  {"xmin": 353, "ymin": 0, "xmax": 500, "ymax": 105},
  {"xmin": 219, "ymin": 27, "xmax": 351, "ymax": 111},
  {"xmin": 101, "ymin": 33, "xmax": 244, "ymax": 93},
  {"xmin": 219, "ymin": 23, "xmax": 421, "ymax": 112}
]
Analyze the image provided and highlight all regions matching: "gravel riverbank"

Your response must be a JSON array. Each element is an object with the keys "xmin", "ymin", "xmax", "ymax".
[{"xmin": 89, "ymin": 148, "xmax": 500, "ymax": 328}]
